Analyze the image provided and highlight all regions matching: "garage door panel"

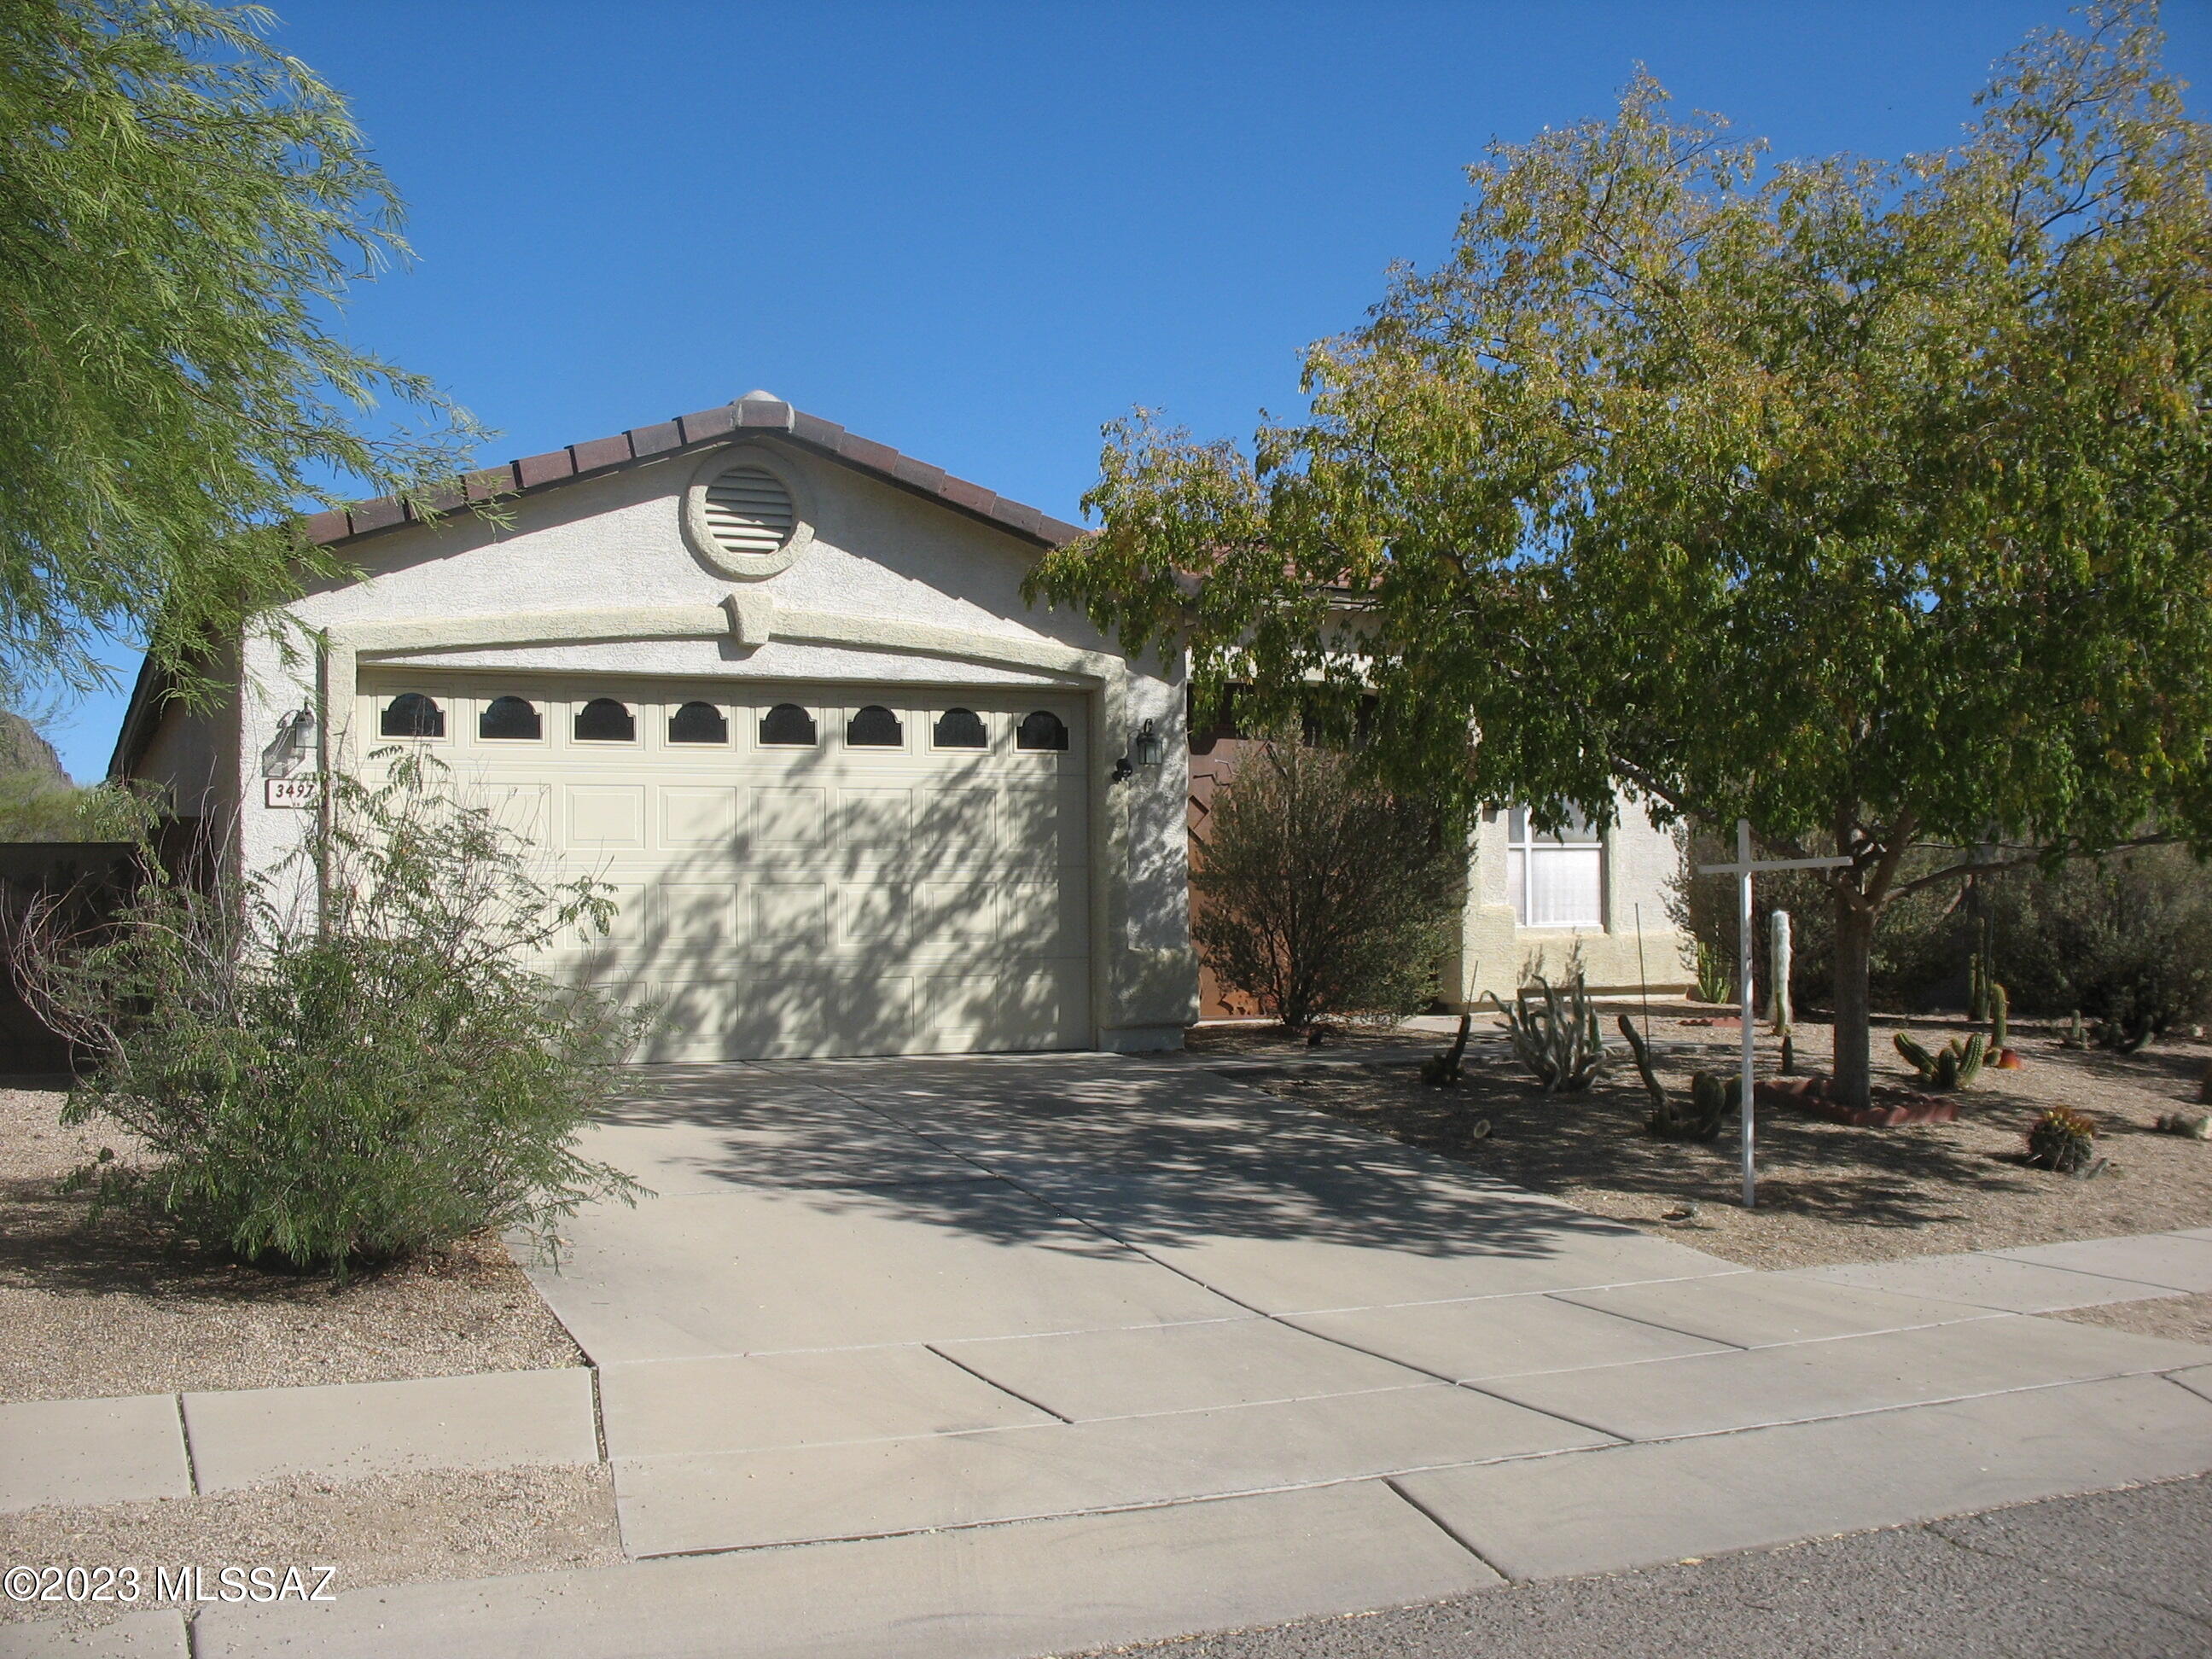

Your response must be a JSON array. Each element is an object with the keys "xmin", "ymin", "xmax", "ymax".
[
  {"xmin": 1001, "ymin": 879, "xmax": 1076, "ymax": 953},
  {"xmin": 653, "ymin": 978, "xmax": 737, "ymax": 1062},
  {"xmin": 998, "ymin": 787, "xmax": 1063, "ymax": 867},
  {"xmin": 753, "ymin": 787, "xmax": 827, "ymax": 852},
  {"xmin": 662, "ymin": 787, "xmax": 739, "ymax": 847},
  {"xmin": 835, "ymin": 975, "xmax": 916, "ymax": 1055},
  {"xmin": 837, "ymin": 789, "xmax": 912, "ymax": 863},
  {"xmin": 568, "ymin": 786, "xmax": 645, "ymax": 848},
  {"xmin": 664, "ymin": 883, "xmax": 740, "ymax": 948},
  {"xmin": 915, "ymin": 881, "xmax": 997, "ymax": 946},
  {"xmin": 923, "ymin": 966, "xmax": 1083, "ymax": 1052},
  {"xmin": 599, "ymin": 882, "xmax": 649, "ymax": 943},
  {"xmin": 728, "ymin": 975, "xmax": 831, "ymax": 1059},
  {"xmin": 750, "ymin": 883, "xmax": 830, "ymax": 954},
  {"xmin": 477, "ymin": 783, "xmax": 550, "ymax": 846},
  {"xmin": 913, "ymin": 789, "xmax": 994, "ymax": 867},
  {"xmin": 838, "ymin": 881, "xmax": 908, "ymax": 945},
  {"xmin": 995, "ymin": 965, "xmax": 1086, "ymax": 1051}
]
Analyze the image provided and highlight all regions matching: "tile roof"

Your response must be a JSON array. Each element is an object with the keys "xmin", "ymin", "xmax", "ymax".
[{"xmin": 302, "ymin": 393, "xmax": 1087, "ymax": 549}]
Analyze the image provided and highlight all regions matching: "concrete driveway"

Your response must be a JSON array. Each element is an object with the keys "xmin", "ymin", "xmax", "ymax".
[
  {"xmin": 536, "ymin": 1052, "xmax": 2212, "ymax": 1552},
  {"xmin": 194, "ymin": 1052, "xmax": 2212, "ymax": 1658}
]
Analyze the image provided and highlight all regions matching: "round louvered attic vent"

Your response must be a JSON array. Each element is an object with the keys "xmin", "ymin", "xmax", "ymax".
[
  {"xmin": 702, "ymin": 466, "xmax": 794, "ymax": 557},
  {"xmin": 682, "ymin": 445, "xmax": 812, "ymax": 578}
]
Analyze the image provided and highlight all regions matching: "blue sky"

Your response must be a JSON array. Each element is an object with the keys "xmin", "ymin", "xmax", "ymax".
[{"xmin": 40, "ymin": 1, "xmax": 2212, "ymax": 781}]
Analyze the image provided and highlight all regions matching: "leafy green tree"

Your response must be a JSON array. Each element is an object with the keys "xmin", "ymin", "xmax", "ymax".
[
  {"xmin": 1029, "ymin": 5, "xmax": 2212, "ymax": 1109},
  {"xmin": 0, "ymin": 0, "xmax": 480, "ymax": 703}
]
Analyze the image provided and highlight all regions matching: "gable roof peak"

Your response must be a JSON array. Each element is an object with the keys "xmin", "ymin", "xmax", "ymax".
[{"xmin": 298, "ymin": 395, "xmax": 1086, "ymax": 552}]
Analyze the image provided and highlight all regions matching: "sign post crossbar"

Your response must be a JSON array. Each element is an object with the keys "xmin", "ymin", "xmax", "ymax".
[{"xmin": 1697, "ymin": 819, "xmax": 1853, "ymax": 1208}]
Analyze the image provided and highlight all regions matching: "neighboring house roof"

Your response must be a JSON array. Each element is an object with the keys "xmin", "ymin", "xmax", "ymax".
[
  {"xmin": 108, "ymin": 393, "xmax": 1094, "ymax": 783},
  {"xmin": 303, "ymin": 389, "xmax": 1088, "ymax": 550}
]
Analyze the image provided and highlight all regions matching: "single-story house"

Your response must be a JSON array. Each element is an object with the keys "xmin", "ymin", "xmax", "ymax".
[{"xmin": 112, "ymin": 392, "xmax": 1689, "ymax": 1060}]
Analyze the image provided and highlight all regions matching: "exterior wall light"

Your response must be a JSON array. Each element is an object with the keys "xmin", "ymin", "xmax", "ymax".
[
  {"xmin": 1131, "ymin": 719, "xmax": 1165, "ymax": 769},
  {"xmin": 1112, "ymin": 719, "xmax": 1166, "ymax": 784},
  {"xmin": 259, "ymin": 706, "xmax": 320, "ymax": 778}
]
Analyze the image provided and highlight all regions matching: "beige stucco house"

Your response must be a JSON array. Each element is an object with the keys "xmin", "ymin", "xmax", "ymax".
[{"xmin": 113, "ymin": 391, "xmax": 1687, "ymax": 1060}]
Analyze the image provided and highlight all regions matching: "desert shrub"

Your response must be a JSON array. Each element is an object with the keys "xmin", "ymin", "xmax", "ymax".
[
  {"xmin": 20, "ymin": 749, "xmax": 649, "ymax": 1277},
  {"xmin": 1193, "ymin": 735, "xmax": 1463, "ymax": 1030},
  {"xmin": 1970, "ymin": 848, "xmax": 2212, "ymax": 1039}
]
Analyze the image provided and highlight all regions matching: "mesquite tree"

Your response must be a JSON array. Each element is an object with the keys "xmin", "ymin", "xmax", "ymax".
[
  {"xmin": 1028, "ymin": 5, "xmax": 2212, "ymax": 1109},
  {"xmin": 0, "ymin": 1, "xmax": 480, "ymax": 702}
]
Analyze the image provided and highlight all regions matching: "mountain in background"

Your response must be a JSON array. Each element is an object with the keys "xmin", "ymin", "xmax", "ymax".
[{"xmin": 0, "ymin": 710, "xmax": 71, "ymax": 792}]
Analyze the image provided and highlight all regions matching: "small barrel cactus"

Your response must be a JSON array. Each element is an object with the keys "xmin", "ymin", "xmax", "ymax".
[{"xmin": 2027, "ymin": 1106, "xmax": 2098, "ymax": 1173}]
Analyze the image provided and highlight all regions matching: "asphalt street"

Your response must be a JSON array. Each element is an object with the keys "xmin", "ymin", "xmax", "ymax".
[{"xmin": 1078, "ymin": 1475, "xmax": 2212, "ymax": 1659}]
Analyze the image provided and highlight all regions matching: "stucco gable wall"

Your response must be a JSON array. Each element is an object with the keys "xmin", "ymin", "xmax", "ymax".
[{"xmin": 283, "ymin": 444, "xmax": 1117, "ymax": 660}]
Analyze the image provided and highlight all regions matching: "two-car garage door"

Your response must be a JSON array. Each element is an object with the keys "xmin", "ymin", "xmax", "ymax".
[{"xmin": 358, "ymin": 673, "xmax": 1091, "ymax": 1060}]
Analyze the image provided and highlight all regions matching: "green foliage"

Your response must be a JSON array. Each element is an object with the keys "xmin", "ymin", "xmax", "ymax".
[
  {"xmin": 0, "ymin": 0, "xmax": 483, "ymax": 701},
  {"xmin": 1894, "ymin": 1029, "xmax": 1987, "ymax": 1091},
  {"xmin": 1492, "ymin": 971, "xmax": 1609, "ymax": 1094},
  {"xmin": 1030, "ymin": 8, "xmax": 2212, "ymax": 1111},
  {"xmin": 1671, "ymin": 824, "xmax": 1964, "ymax": 1012},
  {"xmin": 21, "ymin": 750, "xmax": 648, "ymax": 1278},
  {"xmin": 2027, "ymin": 1106, "xmax": 2099, "ymax": 1173},
  {"xmin": 1691, "ymin": 940, "xmax": 1733, "ymax": 1005},
  {"xmin": 1973, "ymin": 848, "xmax": 2212, "ymax": 1046},
  {"xmin": 1190, "ymin": 735, "xmax": 1463, "ymax": 1031}
]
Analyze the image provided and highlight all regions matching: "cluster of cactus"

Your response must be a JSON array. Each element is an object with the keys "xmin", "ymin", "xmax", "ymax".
[
  {"xmin": 1491, "ymin": 973, "xmax": 1610, "ymax": 1095},
  {"xmin": 1421, "ymin": 1012, "xmax": 1473, "ymax": 1087},
  {"xmin": 1617, "ymin": 1015, "xmax": 1733, "ymax": 1141},
  {"xmin": 2026, "ymin": 1105, "xmax": 2098, "ymax": 1173},
  {"xmin": 1895, "ymin": 1029, "xmax": 1988, "ymax": 1090},
  {"xmin": 1692, "ymin": 941, "xmax": 1732, "ymax": 1005},
  {"xmin": 2090, "ymin": 1011, "xmax": 2155, "ymax": 1054},
  {"xmin": 2059, "ymin": 1010, "xmax": 2088, "ymax": 1049},
  {"xmin": 1967, "ymin": 950, "xmax": 1992, "ymax": 1022}
]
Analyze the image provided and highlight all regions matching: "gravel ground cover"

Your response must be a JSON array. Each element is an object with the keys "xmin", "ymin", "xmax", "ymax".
[
  {"xmin": 0, "ymin": 1087, "xmax": 584, "ymax": 1402},
  {"xmin": 1228, "ymin": 1006, "xmax": 2212, "ymax": 1269},
  {"xmin": 0, "ymin": 1464, "xmax": 620, "ymax": 1635}
]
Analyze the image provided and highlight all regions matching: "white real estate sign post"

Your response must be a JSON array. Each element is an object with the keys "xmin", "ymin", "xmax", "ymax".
[{"xmin": 1698, "ymin": 820, "xmax": 1852, "ymax": 1208}]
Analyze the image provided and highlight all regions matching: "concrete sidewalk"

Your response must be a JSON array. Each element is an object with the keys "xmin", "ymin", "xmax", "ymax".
[{"xmin": 9, "ymin": 1054, "xmax": 2212, "ymax": 1657}]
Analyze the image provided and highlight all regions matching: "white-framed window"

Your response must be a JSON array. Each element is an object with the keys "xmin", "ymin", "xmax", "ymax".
[{"xmin": 1507, "ymin": 806, "xmax": 1605, "ymax": 928}]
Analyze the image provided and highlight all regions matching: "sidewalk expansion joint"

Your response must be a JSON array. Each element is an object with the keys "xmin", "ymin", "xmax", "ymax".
[
  {"xmin": 924, "ymin": 1344, "xmax": 1075, "ymax": 1423},
  {"xmin": 1384, "ymin": 1476, "xmax": 1515, "ymax": 1580}
]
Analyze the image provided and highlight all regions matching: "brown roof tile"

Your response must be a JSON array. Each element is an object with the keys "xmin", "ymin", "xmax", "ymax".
[
  {"xmin": 306, "ymin": 397, "xmax": 1080, "ymax": 551},
  {"xmin": 568, "ymin": 434, "xmax": 632, "ymax": 472},
  {"xmin": 514, "ymin": 449, "xmax": 575, "ymax": 488},
  {"xmin": 347, "ymin": 496, "xmax": 405, "ymax": 533},
  {"xmin": 627, "ymin": 420, "xmax": 684, "ymax": 457}
]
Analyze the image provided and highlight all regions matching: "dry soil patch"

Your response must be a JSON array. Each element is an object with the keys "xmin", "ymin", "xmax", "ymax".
[
  {"xmin": 0, "ymin": 1087, "xmax": 583, "ymax": 1402},
  {"xmin": 1238, "ymin": 1012, "xmax": 2212, "ymax": 1270},
  {"xmin": 0, "ymin": 1463, "xmax": 620, "ymax": 1634}
]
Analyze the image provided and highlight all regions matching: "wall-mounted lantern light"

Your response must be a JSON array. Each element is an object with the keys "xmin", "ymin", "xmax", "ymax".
[
  {"xmin": 1131, "ymin": 719, "xmax": 1165, "ymax": 770},
  {"xmin": 259, "ymin": 706, "xmax": 320, "ymax": 778},
  {"xmin": 1112, "ymin": 719, "xmax": 1166, "ymax": 784}
]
